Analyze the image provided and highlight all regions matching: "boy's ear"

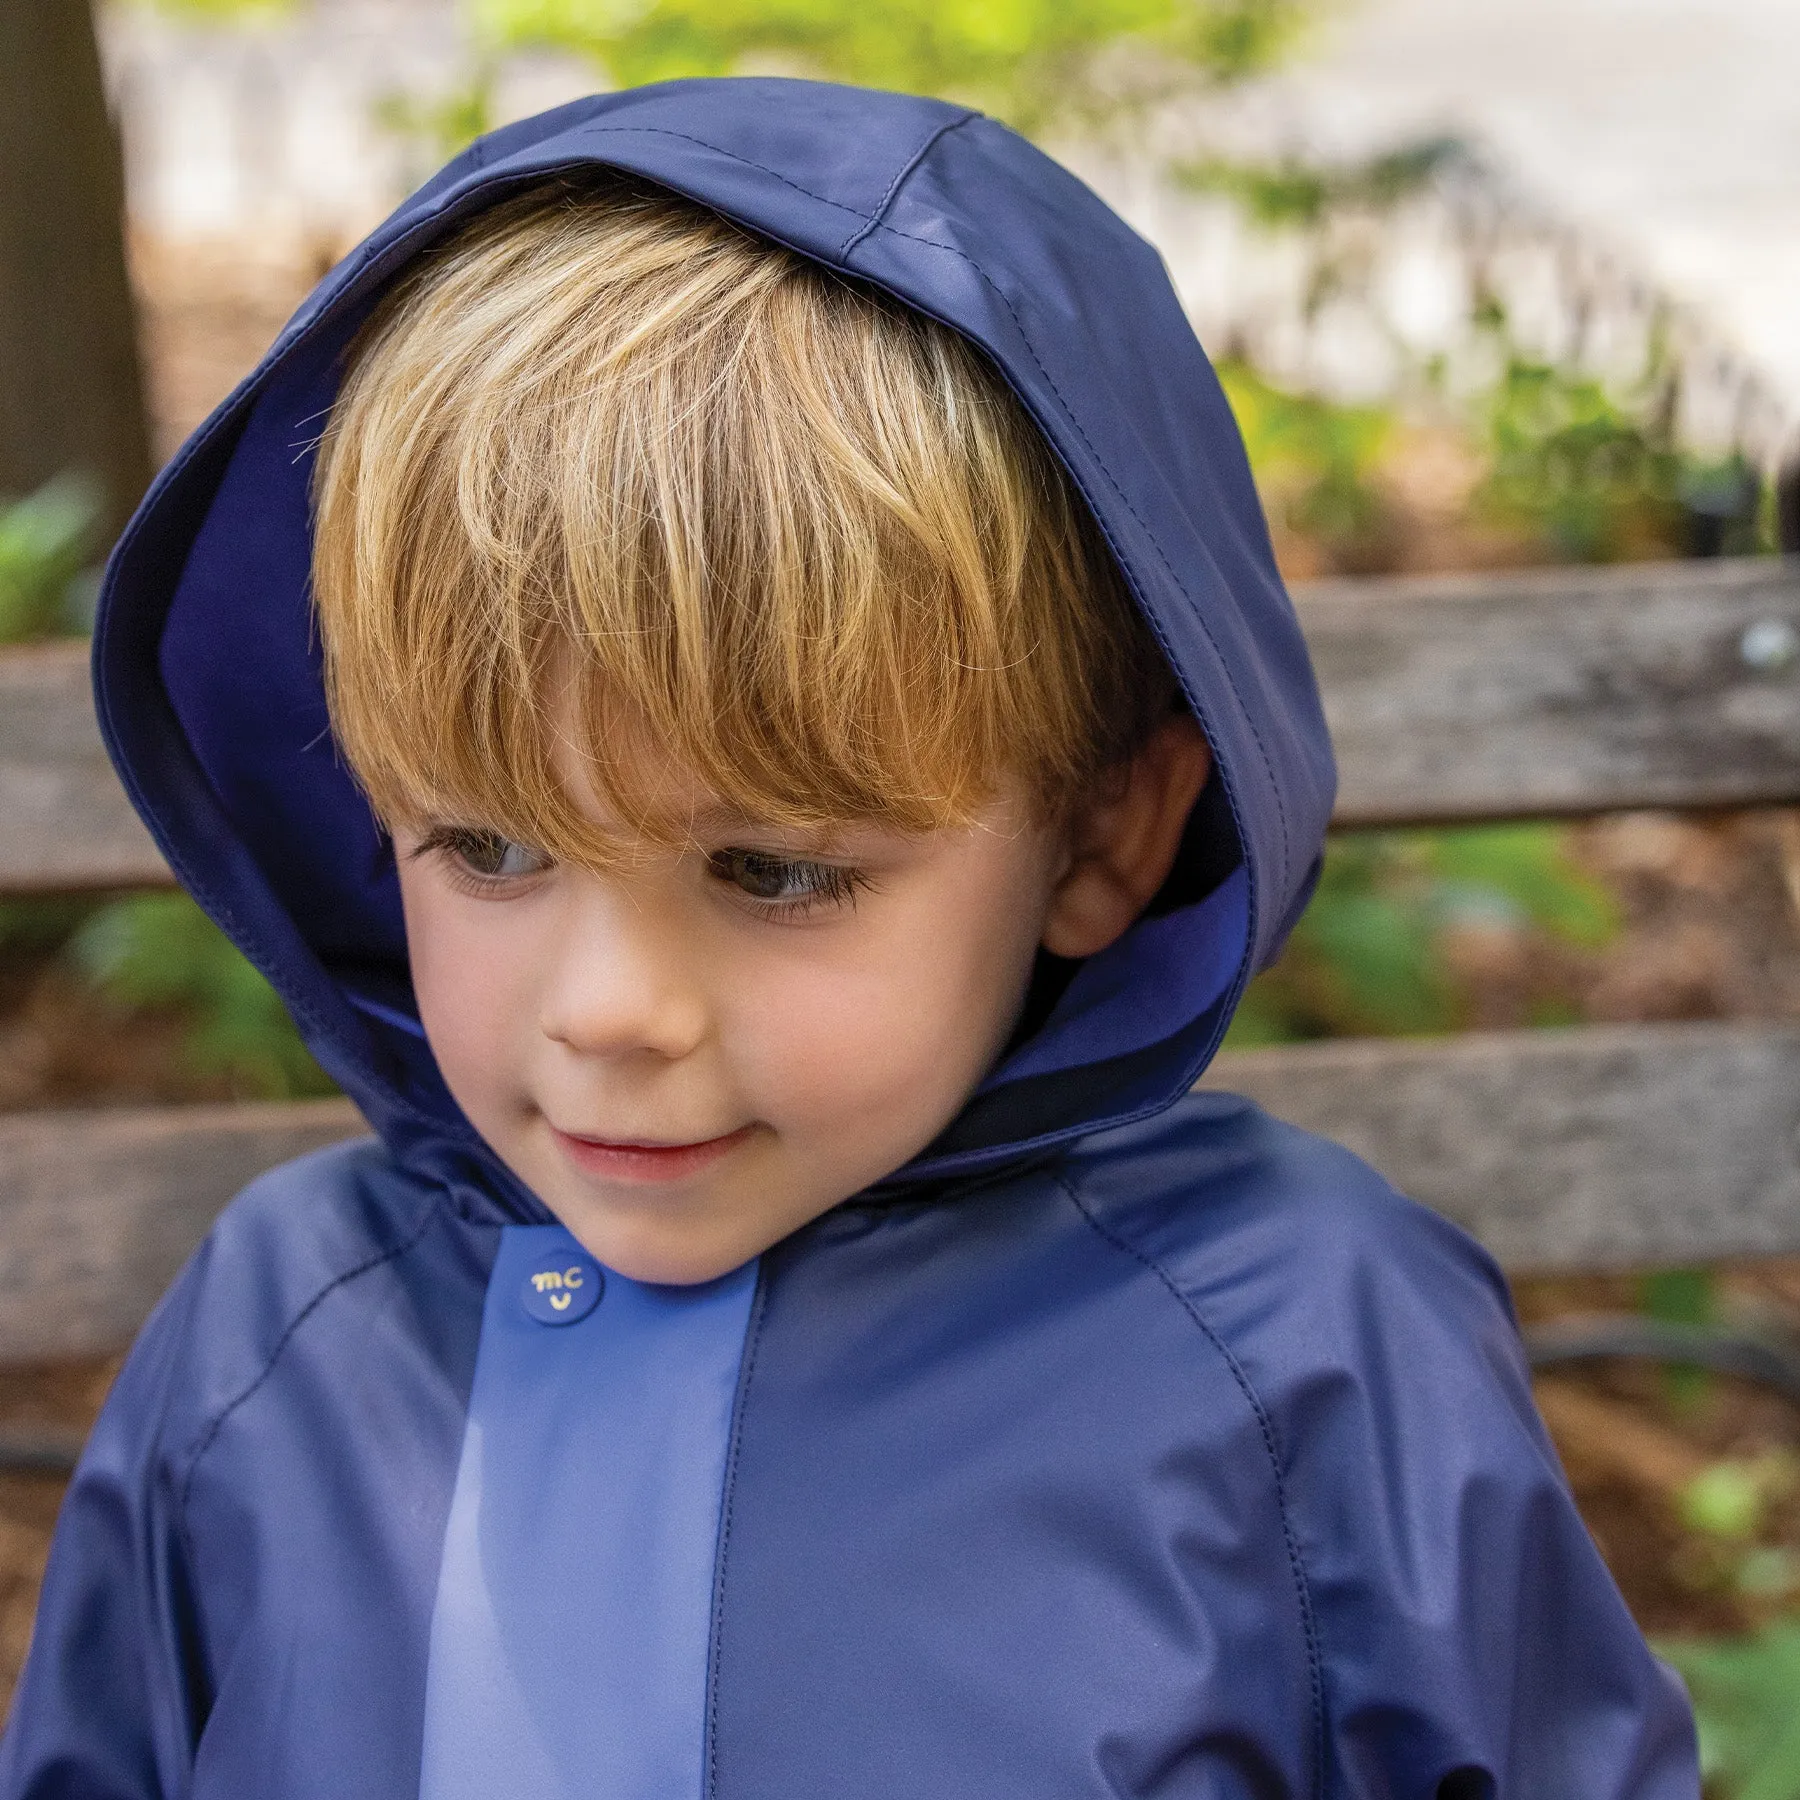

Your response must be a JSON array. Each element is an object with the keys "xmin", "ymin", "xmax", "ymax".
[{"xmin": 1041, "ymin": 714, "xmax": 1212, "ymax": 960}]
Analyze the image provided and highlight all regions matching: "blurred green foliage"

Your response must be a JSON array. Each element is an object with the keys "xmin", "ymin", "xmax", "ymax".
[
  {"xmin": 473, "ymin": 0, "xmax": 1305, "ymax": 131},
  {"xmin": 1664, "ymin": 1624, "xmax": 1800, "ymax": 1800},
  {"xmin": 1222, "ymin": 342, "xmax": 1767, "ymax": 577},
  {"xmin": 375, "ymin": 82, "xmax": 498, "ymax": 169},
  {"xmin": 367, "ymin": 0, "xmax": 1311, "ymax": 164},
  {"xmin": 0, "ymin": 476, "xmax": 103, "ymax": 643},
  {"xmin": 1178, "ymin": 134, "xmax": 1464, "ymax": 231},
  {"xmin": 1475, "ymin": 349, "xmax": 1688, "ymax": 563},
  {"xmin": 1641, "ymin": 1265, "xmax": 1720, "ymax": 1410},
  {"xmin": 1, "ymin": 475, "xmax": 325, "ymax": 1099},
  {"xmin": 66, "ymin": 894, "xmax": 332, "ymax": 1099},
  {"xmin": 134, "ymin": 0, "xmax": 296, "ymax": 18},
  {"xmin": 1226, "ymin": 825, "xmax": 1620, "ymax": 1047},
  {"xmin": 1477, "ymin": 345, "xmax": 1766, "ymax": 563},
  {"xmin": 0, "ymin": 896, "xmax": 101, "ymax": 957},
  {"xmin": 1681, "ymin": 1457, "xmax": 1795, "ymax": 1548},
  {"xmin": 1216, "ymin": 360, "xmax": 1398, "ymax": 573}
]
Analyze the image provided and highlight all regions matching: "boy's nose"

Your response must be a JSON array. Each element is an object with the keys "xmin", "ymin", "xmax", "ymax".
[{"xmin": 536, "ymin": 895, "xmax": 710, "ymax": 1063}]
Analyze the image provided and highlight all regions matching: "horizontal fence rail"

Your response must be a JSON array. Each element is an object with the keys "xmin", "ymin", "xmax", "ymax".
[
  {"xmin": 6, "ymin": 559, "xmax": 1800, "ymax": 892},
  {"xmin": 0, "ymin": 643, "xmax": 169, "ymax": 890},
  {"xmin": 1307, "ymin": 556, "xmax": 1800, "ymax": 826},
  {"xmin": 1203, "ymin": 1022, "xmax": 1800, "ymax": 1274},
  {"xmin": 0, "ymin": 1024, "xmax": 1796, "ymax": 1361},
  {"xmin": 0, "ymin": 1099, "xmax": 365, "ymax": 1361}
]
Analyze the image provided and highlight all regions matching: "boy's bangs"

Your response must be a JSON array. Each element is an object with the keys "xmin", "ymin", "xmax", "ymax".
[{"xmin": 312, "ymin": 180, "xmax": 1167, "ymax": 863}]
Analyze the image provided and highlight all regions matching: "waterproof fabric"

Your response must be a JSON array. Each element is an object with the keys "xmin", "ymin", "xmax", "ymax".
[{"xmin": 0, "ymin": 77, "xmax": 1696, "ymax": 1798}]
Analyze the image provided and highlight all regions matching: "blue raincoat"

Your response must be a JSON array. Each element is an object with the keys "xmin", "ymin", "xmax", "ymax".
[{"xmin": 2, "ymin": 78, "xmax": 1696, "ymax": 1799}]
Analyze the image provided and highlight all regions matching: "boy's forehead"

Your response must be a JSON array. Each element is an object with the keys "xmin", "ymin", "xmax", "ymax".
[
  {"xmin": 543, "ymin": 691, "xmax": 835, "ymax": 845},
  {"xmin": 547, "ymin": 686, "xmax": 746, "ymax": 830}
]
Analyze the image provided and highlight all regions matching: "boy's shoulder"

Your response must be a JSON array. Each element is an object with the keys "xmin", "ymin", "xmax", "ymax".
[
  {"xmin": 113, "ymin": 1137, "xmax": 475, "ymax": 1469},
  {"xmin": 1058, "ymin": 1085, "xmax": 1539, "ymax": 1439},
  {"xmin": 191, "ymin": 1134, "xmax": 450, "ymax": 1329},
  {"xmin": 1063, "ymin": 1082, "xmax": 1506, "ymax": 1293}
]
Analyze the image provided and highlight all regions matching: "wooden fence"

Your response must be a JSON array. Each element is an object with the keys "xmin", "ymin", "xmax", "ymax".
[{"xmin": 3, "ymin": 556, "xmax": 1798, "ymax": 1361}]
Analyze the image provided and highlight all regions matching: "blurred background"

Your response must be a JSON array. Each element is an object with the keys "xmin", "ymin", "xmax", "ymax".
[{"xmin": 4, "ymin": 0, "xmax": 1800, "ymax": 1786}]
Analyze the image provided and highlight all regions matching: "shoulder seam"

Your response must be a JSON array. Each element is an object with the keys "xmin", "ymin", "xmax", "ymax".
[
  {"xmin": 1056, "ymin": 1170, "xmax": 1326, "ymax": 1799},
  {"xmin": 173, "ymin": 1190, "xmax": 444, "ymax": 1552}
]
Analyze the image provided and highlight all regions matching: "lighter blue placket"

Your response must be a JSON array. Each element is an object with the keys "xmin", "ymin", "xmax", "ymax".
[{"xmin": 419, "ymin": 1225, "xmax": 759, "ymax": 1800}]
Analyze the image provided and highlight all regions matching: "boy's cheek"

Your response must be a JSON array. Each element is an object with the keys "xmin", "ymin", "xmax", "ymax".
[
  {"xmin": 399, "ymin": 887, "xmax": 539, "ymax": 1105},
  {"xmin": 727, "ymin": 935, "xmax": 1013, "ymax": 1145}
]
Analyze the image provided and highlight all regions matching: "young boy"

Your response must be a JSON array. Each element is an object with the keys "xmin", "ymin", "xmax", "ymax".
[{"xmin": 3, "ymin": 78, "xmax": 1696, "ymax": 1798}]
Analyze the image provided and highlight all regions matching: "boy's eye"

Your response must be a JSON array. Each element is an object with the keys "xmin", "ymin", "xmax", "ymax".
[
  {"xmin": 707, "ymin": 848, "xmax": 866, "ymax": 911},
  {"xmin": 428, "ymin": 827, "xmax": 552, "ymax": 881}
]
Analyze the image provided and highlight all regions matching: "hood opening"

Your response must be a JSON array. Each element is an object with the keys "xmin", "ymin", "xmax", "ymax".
[{"xmin": 99, "ymin": 78, "xmax": 1332, "ymax": 1196}]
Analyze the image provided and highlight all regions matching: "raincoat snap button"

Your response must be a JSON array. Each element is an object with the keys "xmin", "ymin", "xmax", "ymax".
[{"xmin": 520, "ymin": 1250, "xmax": 603, "ymax": 1325}]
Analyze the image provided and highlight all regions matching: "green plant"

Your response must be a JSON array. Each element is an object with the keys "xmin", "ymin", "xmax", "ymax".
[
  {"xmin": 0, "ymin": 475, "xmax": 103, "ymax": 643},
  {"xmin": 374, "ymin": 76, "xmax": 502, "ymax": 170},
  {"xmin": 374, "ymin": 0, "xmax": 1313, "ymax": 166},
  {"xmin": 1216, "ymin": 360, "xmax": 1399, "ymax": 573},
  {"xmin": 1467, "ymin": 299, "xmax": 1769, "ymax": 565},
  {"xmin": 1226, "ymin": 823, "xmax": 1620, "ymax": 1047},
  {"xmin": 1682, "ymin": 1460, "xmax": 1790, "ymax": 1547},
  {"xmin": 133, "ymin": 0, "xmax": 297, "ymax": 18},
  {"xmin": 1642, "ymin": 1266, "xmax": 1721, "ymax": 1409},
  {"xmin": 1178, "ymin": 134, "xmax": 1464, "ymax": 232},
  {"xmin": 1663, "ymin": 1623, "xmax": 1800, "ymax": 1800},
  {"xmin": 1476, "ymin": 353, "xmax": 1689, "ymax": 563},
  {"xmin": 67, "ymin": 893, "xmax": 334, "ymax": 1099},
  {"xmin": 409, "ymin": 0, "xmax": 1308, "ymax": 153},
  {"xmin": 0, "ymin": 895, "xmax": 104, "ymax": 957}
]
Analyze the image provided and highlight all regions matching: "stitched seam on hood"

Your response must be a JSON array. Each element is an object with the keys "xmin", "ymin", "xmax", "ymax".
[
  {"xmin": 1057, "ymin": 1172, "xmax": 1326, "ymax": 1798},
  {"xmin": 569, "ymin": 123, "xmax": 876, "ymax": 224},
  {"xmin": 838, "ymin": 113, "xmax": 975, "ymax": 257},
  {"xmin": 854, "ymin": 213, "xmax": 1293, "ymax": 902}
]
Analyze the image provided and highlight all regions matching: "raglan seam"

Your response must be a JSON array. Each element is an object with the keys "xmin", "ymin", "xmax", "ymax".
[
  {"xmin": 705, "ymin": 1262, "xmax": 772, "ymax": 1800},
  {"xmin": 1056, "ymin": 1171, "xmax": 1326, "ymax": 1800},
  {"xmin": 852, "ymin": 209, "xmax": 1293, "ymax": 895},
  {"xmin": 838, "ymin": 113, "xmax": 977, "ymax": 257},
  {"xmin": 172, "ymin": 1191, "xmax": 444, "ymax": 1561}
]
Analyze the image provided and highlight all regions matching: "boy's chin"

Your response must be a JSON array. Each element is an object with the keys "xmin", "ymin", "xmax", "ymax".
[{"xmin": 546, "ymin": 1198, "xmax": 789, "ymax": 1288}]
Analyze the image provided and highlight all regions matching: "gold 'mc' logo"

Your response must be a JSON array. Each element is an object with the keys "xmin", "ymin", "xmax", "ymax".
[
  {"xmin": 530, "ymin": 1267, "xmax": 586, "ymax": 1293},
  {"xmin": 529, "ymin": 1265, "xmax": 588, "ymax": 1313}
]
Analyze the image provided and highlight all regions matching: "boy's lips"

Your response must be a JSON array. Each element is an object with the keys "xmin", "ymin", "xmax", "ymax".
[{"xmin": 547, "ymin": 1122, "xmax": 756, "ymax": 1182}]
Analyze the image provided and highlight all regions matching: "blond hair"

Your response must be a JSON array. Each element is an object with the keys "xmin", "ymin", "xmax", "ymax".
[{"xmin": 312, "ymin": 177, "xmax": 1170, "ymax": 862}]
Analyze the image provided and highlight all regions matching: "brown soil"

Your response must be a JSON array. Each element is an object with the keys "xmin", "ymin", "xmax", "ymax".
[
  {"xmin": 1451, "ymin": 809, "xmax": 1800, "ymax": 1033},
  {"xmin": 1515, "ymin": 1261, "xmax": 1800, "ymax": 1639},
  {"xmin": 0, "ymin": 959, "xmax": 238, "ymax": 1112}
]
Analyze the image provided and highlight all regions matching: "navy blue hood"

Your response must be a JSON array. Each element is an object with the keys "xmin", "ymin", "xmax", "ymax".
[{"xmin": 94, "ymin": 77, "xmax": 1335, "ymax": 1195}]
